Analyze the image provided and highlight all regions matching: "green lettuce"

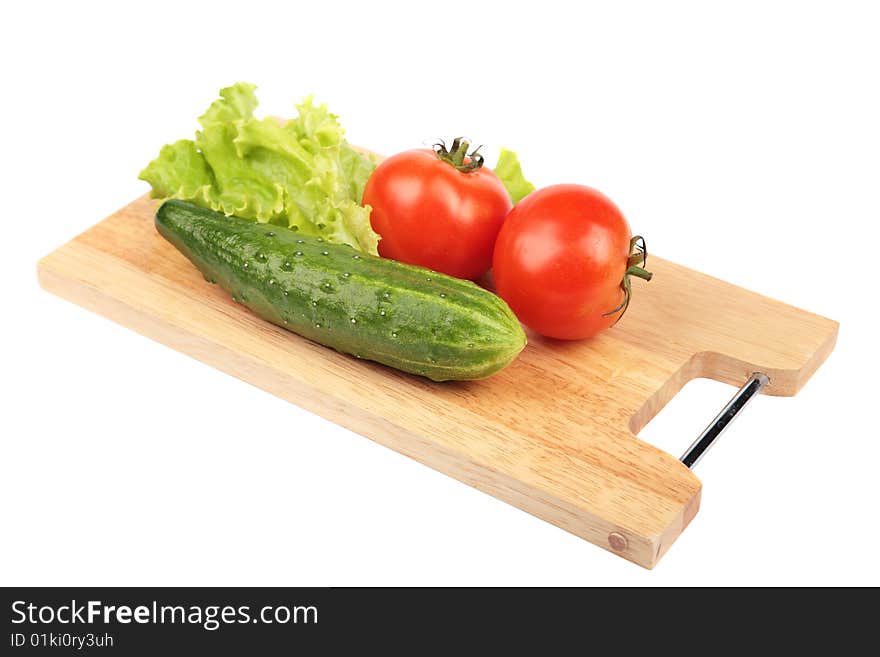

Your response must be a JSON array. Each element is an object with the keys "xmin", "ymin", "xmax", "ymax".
[
  {"xmin": 139, "ymin": 83, "xmax": 380, "ymax": 254},
  {"xmin": 494, "ymin": 147, "xmax": 535, "ymax": 204}
]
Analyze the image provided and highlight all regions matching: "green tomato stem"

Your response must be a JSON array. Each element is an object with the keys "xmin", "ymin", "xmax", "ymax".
[
  {"xmin": 627, "ymin": 265, "xmax": 653, "ymax": 282},
  {"xmin": 434, "ymin": 137, "xmax": 485, "ymax": 173},
  {"xmin": 603, "ymin": 235, "xmax": 653, "ymax": 322}
]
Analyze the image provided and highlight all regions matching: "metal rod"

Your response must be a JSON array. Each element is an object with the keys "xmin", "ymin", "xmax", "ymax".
[{"xmin": 680, "ymin": 372, "xmax": 770, "ymax": 469}]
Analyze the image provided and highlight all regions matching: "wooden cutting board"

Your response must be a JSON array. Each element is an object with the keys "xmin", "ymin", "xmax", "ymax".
[{"xmin": 37, "ymin": 194, "xmax": 838, "ymax": 568}]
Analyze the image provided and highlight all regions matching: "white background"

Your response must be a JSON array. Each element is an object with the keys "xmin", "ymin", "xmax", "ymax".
[{"xmin": 2, "ymin": 1, "xmax": 877, "ymax": 585}]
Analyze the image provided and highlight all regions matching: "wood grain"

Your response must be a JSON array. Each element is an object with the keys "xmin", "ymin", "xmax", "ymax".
[{"xmin": 37, "ymin": 195, "xmax": 838, "ymax": 568}]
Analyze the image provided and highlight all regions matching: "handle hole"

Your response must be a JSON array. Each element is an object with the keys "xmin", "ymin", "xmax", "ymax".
[{"xmin": 636, "ymin": 377, "xmax": 758, "ymax": 460}]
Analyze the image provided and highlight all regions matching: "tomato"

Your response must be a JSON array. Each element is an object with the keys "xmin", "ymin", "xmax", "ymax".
[
  {"xmin": 492, "ymin": 184, "xmax": 652, "ymax": 340},
  {"xmin": 363, "ymin": 139, "xmax": 512, "ymax": 280}
]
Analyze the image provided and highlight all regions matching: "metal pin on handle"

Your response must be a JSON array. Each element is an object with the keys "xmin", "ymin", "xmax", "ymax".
[{"xmin": 680, "ymin": 372, "xmax": 770, "ymax": 469}]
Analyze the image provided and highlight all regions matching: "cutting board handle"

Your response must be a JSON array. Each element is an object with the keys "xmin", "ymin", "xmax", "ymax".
[{"xmin": 678, "ymin": 372, "xmax": 769, "ymax": 469}]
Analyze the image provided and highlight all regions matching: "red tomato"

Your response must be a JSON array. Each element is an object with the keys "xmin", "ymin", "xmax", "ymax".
[
  {"xmin": 363, "ymin": 140, "xmax": 512, "ymax": 280},
  {"xmin": 492, "ymin": 184, "xmax": 652, "ymax": 340}
]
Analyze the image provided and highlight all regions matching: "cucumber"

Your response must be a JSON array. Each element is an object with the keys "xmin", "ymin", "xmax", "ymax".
[{"xmin": 155, "ymin": 200, "xmax": 526, "ymax": 381}]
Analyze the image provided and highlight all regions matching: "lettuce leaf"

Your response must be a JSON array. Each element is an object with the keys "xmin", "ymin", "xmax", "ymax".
[
  {"xmin": 138, "ymin": 139, "xmax": 215, "ymax": 202},
  {"xmin": 139, "ymin": 83, "xmax": 379, "ymax": 254},
  {"xmin": 494, "ymin": 147, "xmax": 535, "ymax": 204}
]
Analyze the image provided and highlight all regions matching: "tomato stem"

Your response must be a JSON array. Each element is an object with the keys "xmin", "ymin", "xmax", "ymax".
[
  {"xmin": 603, "ymin": 235, "xmax": 653, "ymax": 322},
  {"xmin": 434, "ymin": 137, "xmax": 485, "ymax": 173},
  {"xmin": 628, "ymin": 265, "xmax": 653, "ymax": 282}
]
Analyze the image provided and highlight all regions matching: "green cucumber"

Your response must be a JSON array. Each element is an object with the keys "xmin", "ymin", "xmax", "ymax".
[{"xmin": 155, "ymin": 200, "xmax": 526, "ymax": 381}]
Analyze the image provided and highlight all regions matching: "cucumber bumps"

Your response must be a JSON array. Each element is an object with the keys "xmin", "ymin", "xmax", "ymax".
[{"xmin": 156, "ymin": 200, "xmax": 526, "ymax": 381}]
